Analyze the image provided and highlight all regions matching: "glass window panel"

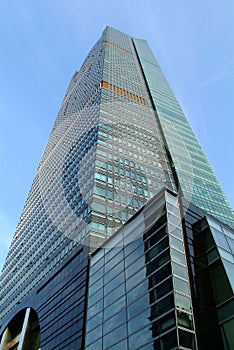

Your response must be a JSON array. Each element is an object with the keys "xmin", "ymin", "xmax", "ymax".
[
  {"xmin": 125, "ymin": 243, "xmax": 144, "ymax": 267},
  {"xmin": 104, "ymin": 295, "xmax": 126, "ymax": 321},
  {"xmin": 88, "ymin": 287, "xmax": 103, "ymax": 307},
  {"xmin": 125, "ymin": 255, "xmax": 146, "ymax": 279},
  {"xmin": 104, "ymin": 272, "xmax": 124, "ymax": 296},
  {"xmin": 146, "ymin": 236, "xmax": 169, "ymax": 261},
  {"xmin": 219, "ymin": 248, "xmax": 234, "ymax": 263},
  {"xmin": 218, "ymin": 300, "xmax": 234, "ymax": 321},
  {"xmin": 103, "ymin": 324, "xmax": 127, "ymax": 349},
  {"xmin": 103, "ymin": 309, "xmax": 126, "ymax": 333},
  {"xmin": 223, "ymin": 318, "xmax": 234, "ymax": 350},
  {"xmin": 166, "ymin": 193, "xmax": 178, "ymax": 205},
  {"xmin": 127, "ymin": 293, "xmax": 150, "ymax": 319},
  {"xmin": 152, "ymin": 311, "xmax": 176, "ymax": 337},
  {"xmin": 226, "ymin": 237, "xmax": 234, "ymax": 255},
  {"xmin": 126, "ymin": 267, "xmax": 147, "ymax": 291},
  {"xmin": 90, "ymin": 266, "xmax": 104, "ymax": 284},
  {"xmin": 104, "ymin": 283, "xmax": 125, "ymax": 308},
  {"xmin": 124, "ymin": 237, "xmax": 142, "ymax": 257},
  {"xmin": 149, "ymin": 277, "xmax": 173, "ymax": 303},
  {"xmin": 207, "ymin": 218, "xmax": 222, "ymax": 231},
  {"xmin": 128, "ymin": 308, "xmax": 151, "ymax": 335},
  {"xmin": 224, "ymin": 253, "xmax": 234, "ymax": 285},
  {"xmin": 168, "ymin": 213, "xmax": 181, "ymax": 227},
  {"xmin": 175, "ymin": 293, "xmax": 192, "ymax": 312},
  {"xmin": 127, "ymin": 280, "xmax": 148, "ymax": 304},
  {"xmin": 88, "ymin": 299, "xmax": 103, "ymax": 318},
  {"xmin": 154, "ymin": 330, "xmax": 178, "ymax": 350},
  {"xmin": 178, "ymin": 329, "xmax": 195, "ymax": 349},
  {"xmin": 167, "ymin": 202, "xmax": 180, "ymax": 217},
  {"xmin": 148, "ymin": 262, "xmax": 172, "ymax": 286},
  {"xmin": 144, "ymin": 219, "xmax": 166, "ymax": 241},
  {"xmin": 85, "ymin": 338, "xmax": 102, "ymax": 350},
  {"xmin": 129, "ymin": 326, "xmax": 153, "ymax": 349},
  {"xmin": 88, "ymin": 277, "xmax": 103, "ymax": 297},
  {"xmin": 174, "ymin": 277, "xmax": 189, "ymax": 295},
  {"xmin": 90, "ymin": 256, "xmax": 104, "ymax": 276},
  {"xmin": 86, "ymin": 312, "xmax": 103, "ymax": 332},
  {"xmin": 109, "ymin": 339, "xmax": 128, "ymax": 350},
  {"xmin": 211, "ymin": 228, "xmax": 231, "ymax": 252},
  {"xmin": 207, "ymin": 248, "xmax": 219, "ymax": 264},
  {"xmin": 86, "ymin": 324, "xmax": 102, "ymax": 345},
  {"xmin": 168, "ymin": 225, "xmax": 183, "ymax": 239},
  {"xmin": 177, "ymin": 310, "xmax": 193, "ymax": 330},
  {"xmin": 150, "ymin": 293, "xmax": 174, "ymax": 320},
  {"xmin": 105, "ymin": 249, "xmax": 124, "ymax": 273},
  {"xmin": 104, "ymin": 260, "xmax": 124, "ymax": 284},
  {"xmin": 146, "ymin": 248, "xmax": 170, "ymax": 272},
  {"xmin": 171, "ymin": 248, "xmax": 186, "ymax": 265},
  {"xmin": 124, "ymin": 222, "xmax": 145, "ymax": 245},
  {"xmin": 172, "ymin": 262, "xmax": 188, "ymax": 280},
  {"xmin": 170, "ymin": 235, "xmax": 184, "ymax": 252}
]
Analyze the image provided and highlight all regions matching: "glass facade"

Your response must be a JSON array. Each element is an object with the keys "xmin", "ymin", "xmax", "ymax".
[
  {"xmin": 0, "ymin": 26, "xmax": 233, "ymax": 349},
  {"xmin": 0, "ymin": 26, "xmax": 176, "ymax": 329},
  {"xmin": 86, "ymin": 190, "xmax": 196, "ymax": 350},
  {"xmin": 192, "ymin": 217, "xmax": 234, "ymax": 349},
  {"xmin": 133, "ymin": 39, "xmax": 234, "ymax": 229}
]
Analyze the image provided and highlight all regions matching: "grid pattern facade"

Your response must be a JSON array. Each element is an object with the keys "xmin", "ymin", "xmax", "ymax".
[
  {"xmin": 180, "ymin": 198, "xmax": 234, "ymax": 349},
  {"xmin": 133, "ymin": 39, "xmax": 234, "ymax": 229},
  {"xmin": 1, "ymin": 26, "xmax": 233, "ymax": 349},
  {"xmin": 0, "ymin": 27, "xmax": 173, "ymax": 327},
  {"xmin": 86, "ymin": 190, "xmax": 196, "ymax": 350}
]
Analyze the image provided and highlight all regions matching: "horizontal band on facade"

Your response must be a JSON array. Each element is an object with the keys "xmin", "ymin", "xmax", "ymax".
[
  {"xmin": 100, "ymin": 80, "xmax": 147, "ymax": 105},
  {"xmin": 105, "ymin": 40, "xmax": 132, "ymax": 55}
]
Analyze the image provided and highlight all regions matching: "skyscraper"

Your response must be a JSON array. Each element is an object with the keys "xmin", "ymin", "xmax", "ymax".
[{"xmin": 0, "ymin": 27, "xmax": 233, "ymax": 350}]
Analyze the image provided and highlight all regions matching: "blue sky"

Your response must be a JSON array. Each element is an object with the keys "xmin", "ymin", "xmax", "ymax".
[{"xmin": 0, "ymin": 0, "xmax": 233, "ymax": 271}]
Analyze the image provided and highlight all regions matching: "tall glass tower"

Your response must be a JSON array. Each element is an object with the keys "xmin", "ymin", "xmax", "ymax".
[{"xmin": 0, "ymin": 27, "xmax": 233, "ymax": 350}]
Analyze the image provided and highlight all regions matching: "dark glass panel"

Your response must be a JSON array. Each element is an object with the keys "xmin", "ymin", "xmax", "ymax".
[
  {"xmin": 179, "ymin": 329, "xmax": 195, "ymax": 349},
  {"xmin": 149, "ymin": 277, "xmax": 173, "ymax": 304},
  {"xmin": 152, "ymin": 311, "xmax": 176, "ymax": 337},
  {"xmin": 177, "ymin": 310, "xmax": 193, "ymax": 330},
  {"xmin": 148, "ymin": 262, "xmax": 172, "ymax": 288},
  {"xmin": 150, "ymin": 293, "xmax": 174, "ymax": 320},
  {"xmin": 145, "ymin": 236, "xmax": 169, "ymax": 261},
  {"xmin": 144, "ymin": 228, "xmax": 167, "ymax": 251},
  {"xmin": 146, "ymin": 248, "xmax": 170, "ymax": 273},
  {"xmin": 153, "ymin": 329, "xmax": 178, "ymax": 350}
]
